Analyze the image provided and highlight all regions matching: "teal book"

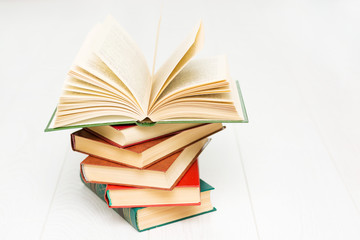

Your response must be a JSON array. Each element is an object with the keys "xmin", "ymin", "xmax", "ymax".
[
  {"xmin": 44, "ymin": 16, "xmax": 248, "ymax": 132},
  {"xmin": 81, "ymin": 176, "xmax": 216, "ymax": 232}
]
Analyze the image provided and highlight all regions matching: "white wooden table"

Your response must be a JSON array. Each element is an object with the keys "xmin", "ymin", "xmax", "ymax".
[{"xmin": 1, "ymin": 1, "xmax": 360, "ymax": 239}]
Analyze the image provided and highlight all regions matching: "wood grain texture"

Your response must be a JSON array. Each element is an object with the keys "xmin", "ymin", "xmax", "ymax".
[{"xmin": 1, "ymin": 1, "xmax": 360, "ymax": 240}]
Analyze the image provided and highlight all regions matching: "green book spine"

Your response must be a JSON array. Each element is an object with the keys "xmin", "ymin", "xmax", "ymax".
[{"xmin": 81, "ymin": 176, "xmax": 215, "ymax": 232}]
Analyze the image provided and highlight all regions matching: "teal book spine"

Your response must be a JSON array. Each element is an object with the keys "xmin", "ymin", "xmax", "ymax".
[
  {"xmin": 80, "ymin": 176, "xmax": 140, "ymax": 231},
  {"xmin": 81, "ymin": 176, "xmax": 215, "ymax": 232}
]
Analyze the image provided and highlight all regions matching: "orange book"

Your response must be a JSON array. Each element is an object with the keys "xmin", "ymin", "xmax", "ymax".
[
  {"xmin": 80, "ymin": 138, "xmax": 209, "ymax": 190},
  {"xmin": 72, "ymin": 123, "xmax": 223, "ymax": 169}
]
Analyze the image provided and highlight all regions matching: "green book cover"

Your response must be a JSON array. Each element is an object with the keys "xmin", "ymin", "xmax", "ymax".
[
  {"xmin": 45, "ymin": 81, "xmax": 248, "ymax": 132},
  {"xmin": 81, "ymin": 176, "xmax": 216, "ymax": 232}
]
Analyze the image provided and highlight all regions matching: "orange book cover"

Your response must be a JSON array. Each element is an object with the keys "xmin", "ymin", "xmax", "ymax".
[
  {"xmin": 72, "ymin": 123, "xmax": 224, "ymax": 169},
  {"xmin": 72, "ymin": 129, "xmax": 180, "ymax": 168},
  {"xmin": 79, "ymin": 138, "xmax": 208, "ymax": 189}
]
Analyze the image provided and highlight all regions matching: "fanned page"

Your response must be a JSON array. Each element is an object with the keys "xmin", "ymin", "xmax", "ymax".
[
  {"xmin": 48, "ymin": 16, "xmax": 246, "ymax": 130},
  {"xmin": 53, "ymin": 17, "xmax": 151, "ymax": 128},
  {"xmin": 95, "ymin": 16, "xmax": 151, "ymax": 114},
  {"xmin": 149, "ymin": 21, "xmax": 204, "ymax": 108},
  {"xmin": 148, "ymin": 56, "xmax": 244, "ymax": 122}
]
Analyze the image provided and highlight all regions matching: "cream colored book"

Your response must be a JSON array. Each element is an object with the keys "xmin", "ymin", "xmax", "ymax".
[{"xmin": 46, "ymin": 16, "xmax": 247, "ymax": 131}]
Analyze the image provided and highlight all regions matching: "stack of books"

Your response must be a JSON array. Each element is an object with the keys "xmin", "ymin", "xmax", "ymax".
[
  {"xmin": 73, "ymin": 123, "xmax": 223, "ymax": 231},
  {"xmin": 45, "ymin": 16, "xmax": 247, "ymax": 232}
]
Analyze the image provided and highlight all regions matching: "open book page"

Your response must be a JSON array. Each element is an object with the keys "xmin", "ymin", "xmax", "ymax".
[
  {"xmin": 95, "ymin": 16, "xmax": 151, "ymax": 115},
  {"xmin": 63, "ymin": 78, "xmax": 142, "ymax": 115},
  {"xmin": 69, "ymin": 66, "xmax": 133, "ymax": 102},
  {"xmin": 53, "ymin": 21, "xmax": 147, "ymax": 128},
  {"xmin": 149, "ymin": 21, "xmax": 204, "ymax": 108},
  {"xmin": 54, "ymin": 82, "xmax": 142, "ymax": 128},
  {"xmin": 58, "ymin": 94, "xmax": 138, "ymax": 114},
  {"xmin": 149, "ymin": 86, "xmax": 244, "ymax": 122},
  {"xmin": 150, "ymin": 85, "xmax": 230, "ymax": 112},
  {"xmin": 64, "ymin": 115, "xmax": 135, "ymax": 126},
  {"xmin": 71, "ymin": 24, "xmax": 139, "ymax": 110},
  {"xmin": 66, "ymin": 72, "xmax": 124, "ymax": 99},
  {"xmin": 55, "ymin": 108, "xmax": 136, "ymax": 127},
  {"xmin": 151, "ymin": 56, "xmax": 230, "ymax": 112},
  {"xmin": 151, "ymin": 16, "xmax": 162, "ymax": 78},
  {"xmin": 155, "ymin": 92, "xmax": 235, "ymax": 105},
  {"xmin": 64, "ymin": 80, "xmax": 125, "ymax": 102},
  {"xmin": 228, "ymin": 77, "xmax": 245, "ymax": 120},
  {"xmin": 149, "ymin": 98, "xmax": 241, "ymax": 122}
]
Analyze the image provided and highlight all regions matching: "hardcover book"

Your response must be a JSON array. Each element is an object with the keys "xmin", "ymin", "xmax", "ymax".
[
  {"xmin": 82, "ymin": 176, "xmax": 216, "ymax": 232},
  {"xmin": 105, "ymin": 160, "xmax": 201, "ymax": 208},
  {"xmin": 85, "ymin": 122, "xmax": 203, "ymax": 148},
  {"xmin": 45, "ymin": 15, "xmax": 248, "ymax": 131},
  {"xmin": 80, "ymin": 138, "xmax": 209, "ymax": 189},
  {"xmin": 72, "ymin": 123, "xmax": 223, "ymax": 168}
]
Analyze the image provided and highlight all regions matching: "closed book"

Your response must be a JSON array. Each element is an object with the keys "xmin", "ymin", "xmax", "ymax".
[
  {"xmin": 105, "ymin": 160, "xmax": 201, "ymax": 208},
  {"xmin": 82, "ymin": 176, "xmax": 216, "ymax": 232},
  {"xmin": 81, "ymin": 138, "xmax": 209, "ymax": 190},
  {"xmin": 72, "ymin": 123, "xmax": 223, "ymax": 168},
  {"xmin": 85, "ymin": 123, "xmax": 203, "ymax": 148}
]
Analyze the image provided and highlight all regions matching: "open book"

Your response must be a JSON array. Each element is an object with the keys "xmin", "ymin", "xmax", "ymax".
[{"xmin": 46, "ymin": 16, "xmax": 247, "ymax": 131}]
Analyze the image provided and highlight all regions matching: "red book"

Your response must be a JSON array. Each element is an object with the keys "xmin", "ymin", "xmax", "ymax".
[
  {"xmin": 104, "ymin": 161, "xmax": 201, "ymax": 208},
  {"xmin": 80, "ymin": 138, "xmax": 209, "ymax": 190}
]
